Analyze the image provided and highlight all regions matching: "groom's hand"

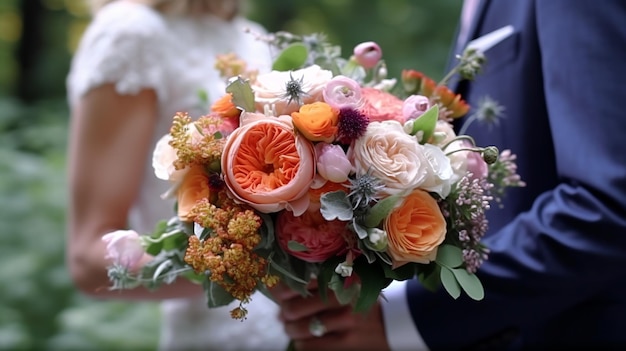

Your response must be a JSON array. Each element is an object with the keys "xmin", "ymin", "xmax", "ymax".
[{"xmin": 270, "ymin": 282, "xmax": 391, "ymax": 351}]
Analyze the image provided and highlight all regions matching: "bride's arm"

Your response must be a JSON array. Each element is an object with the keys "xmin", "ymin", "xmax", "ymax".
[{"xmin": 66, "ymin": 84, "xmax": 202, "ymax": 300}]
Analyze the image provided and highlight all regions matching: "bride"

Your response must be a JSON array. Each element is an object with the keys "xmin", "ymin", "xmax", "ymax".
[{"xmin": 65, "ymin": 0, "xmax": 289, "ymax": 349}]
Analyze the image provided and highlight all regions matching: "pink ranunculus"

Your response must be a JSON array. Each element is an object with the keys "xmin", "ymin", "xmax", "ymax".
[
  {"xmin": 102, "ymin": 230, "xmax": 145, "ymax": 269},
  {"xmin": 221, "ymin": 112, "xmax": 316, "ymax": 216},
  {"xmin": 322, "ymin": 75, "xmax": 363, "ymax": 110},
  {"xmin": 359, "ymin": 87, "xmax": 405, "ymax": 123},
  {"xmin": 276, "ymin": 208, "xmax": 350, "ymax": 263},
  {"xmin": 315, "ymin": 142, "xmax": 351, "ymax": 183},
  {"xmin": 402, "ymin": 95, "xmax": 431, "ymax": 121},
  {"xmin": 353, "ymin": 41, "xmax": 382, "ymax": 69}
]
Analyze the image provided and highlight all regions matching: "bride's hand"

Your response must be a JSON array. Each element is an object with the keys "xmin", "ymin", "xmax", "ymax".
[{"xmin": 270, "ymin": 281, "xmax": 391, "ymax": 351}]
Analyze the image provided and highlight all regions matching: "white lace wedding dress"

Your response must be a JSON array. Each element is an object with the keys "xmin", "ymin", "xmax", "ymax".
[{"xmin": 66, "ymin": 2, "xmax": 289, "ymax": 350}]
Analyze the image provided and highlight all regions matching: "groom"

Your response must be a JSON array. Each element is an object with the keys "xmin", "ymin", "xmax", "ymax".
[{"xmin": 272, "ymin": 0, "xmax": 626, "ymax": 349}]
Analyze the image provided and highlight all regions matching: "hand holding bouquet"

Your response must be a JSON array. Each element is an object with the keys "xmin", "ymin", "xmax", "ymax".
[{"xmin": 103, "ymin": 31, "xmax": 524, "ymax": 319}]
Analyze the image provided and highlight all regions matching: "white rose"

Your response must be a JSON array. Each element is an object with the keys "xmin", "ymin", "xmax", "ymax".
[
  {"xmin": 252, "ymin": 65, "xmax": 333, "ymax": 115},
  {"xmin": 348, "ymin": 120, "xmax": 429, "ymax": 196},
  {"xmin": 420, "ymin": 143, "xmax": 454, "ymax": 198},
  {"xmin": 152, "ymin": 124, "xmax": 204, "ymax": 182}
]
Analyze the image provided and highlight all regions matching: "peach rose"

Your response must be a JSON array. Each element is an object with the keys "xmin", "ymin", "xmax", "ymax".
[
  {"xmin": 385, "ymin": 189, "xmax": 446, "ymax": 266},
  {"xmin": 359, "ymin": 87, "xmax": 405, "ymax": 123},
  {"xmin": 176, "ymin": 165, "xmax": 210, "ymax": 221},
  {"xmin": 221, "ymin": 112, "xmax": 316, "ymax": 216},
  {"xmin": 276, "ymin": 208, "xmax": 349, "ymax": 263},
  {"xmin": 291, "ymin": 102, "xmax": 339, "ymax": 143}
]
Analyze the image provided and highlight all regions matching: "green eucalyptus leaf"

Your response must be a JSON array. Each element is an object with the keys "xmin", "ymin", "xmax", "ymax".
[
  {"xmin": 452, "ymin": 268, "xmax": 485, "ymax": 301},
  {"xmin": 410, "ymin": 104, "xmax": 439, "ymax": 143},
  {"xmin": 352, "ymin": 221, "xmax": 369, "ymax": 240},
  {"xmin": 328, "ymin": 274, "xmax": 359, "ymax": 305},
  {"xmin": 204, "ymin": 279, "xmax": 236, "ymax": 308},
  {"xmin": 440, "ymin": 266, "xmax": 461, "ymax": 299},
  {"xmin": 272, "ymin": 43, "xmax": 309, "ymax": 71},
  {"xmin": 435, "ymin": 244, "xmax": 464, "ymax": 268},
  {"xmin": 225, "ymin": 77, "xmax": 255, "ymax": 112},
  {"xmin": 320, "ymin": 191, "xmax": 353, "ymax": 221},
  {"xmin": 363, "ymin": 195, "xmax": 401, "ymax": 228},
  {"xmin": 287, "ymin": 240, "xmax": 309, "ymax": 252}
]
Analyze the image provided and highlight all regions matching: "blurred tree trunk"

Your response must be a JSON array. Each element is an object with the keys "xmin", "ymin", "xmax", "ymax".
[{"xmin": 16, "ymin": 0, "xmax": 44, "ymax": 102}]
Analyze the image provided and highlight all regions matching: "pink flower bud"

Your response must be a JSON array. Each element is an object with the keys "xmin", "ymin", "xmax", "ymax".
[
  {"xmin": 322, "ymin": 75, "xmax": 363, "ymax": 110},
  {"xmin": 463, "ymin": 141, "xmax": 489, "ymax": 180},
  {"xmin": 353, "ymin": 41, "xmax": 382, "ymax": 69},
  {"xmin": 315, "ymin": 142, "xmax": 352, "ymax": 183},
  {"xmin": 102, "ymin": 230, "xmax": 145, "ymax": 269},
  {"xmin": 402, "ymin": 95, "xmax": 431, "ymax": 121}
]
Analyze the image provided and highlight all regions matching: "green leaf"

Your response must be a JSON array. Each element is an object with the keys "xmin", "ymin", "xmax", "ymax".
[
  {"xmin": 383, "ymin": 262, "xmax": 417, "ymax": 281},
  {"xmin": 272, "ymin": 43, "xmax": 309, "ymax": 71},
  {"xmin": 363, "ymin": 195, "xmax": 401, "ymax": 228},
  {"xmin": 417, "ymin": 263, "xmax": 441, "ymax": 292},
  {"xmin": 353, "ymin": 260, "xmax": 391, "ymax": 313},
  {"xmin": 197, "ymin": 89, "xmax": 209, "ymax": 105},
  {"xmin": 204, "ymin": 279, "xmax": 235, "ymax": 308},
  {"xmin": 410, "ymin": 104, "xmax": 439, "ymax": 143},
  {"xmin": 225, "ymin": 77, "xmax": 255, "ymax": 112},
  {"xmin": 451, "ymin": 268, "xmax": 485, "ymax": 300},
  {"xmin": 320, "ymin": 191, "xmax": 353, "ymax": 221},
  {"xmin": 287, "ymin": 240, "xmax": 309, "ymax": 252},
  {"xmin": 440, "ymin": 266, "xmax": 461, "ymax": 299},
  {"xmin": 318, "ymin": 256, "xmax": 344, "ymax": 304},
  {"xmin": 328, "ymin": 274, "xmax": 359, "ymax": 305},
  {"xmin": 435, "ymin": 244, "xmax": 464, "ymax": 268}
]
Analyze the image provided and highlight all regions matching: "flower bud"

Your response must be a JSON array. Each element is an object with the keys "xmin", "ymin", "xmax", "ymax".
[
  {"xmin": 402, "ymin": 95, "xmax": 431, "ymax": 121},
  {"xmin": 482, "ymin": 146, "xmax": 499, "ymax": 164},
  {"xmin": 334, "ymin": 261, "xmax": 354, "ymax": 277},
  {"xmin": 353, "ymin": 41, "xmax": 382, "ymax": 69},
  {"xmin": 367, "ymin": 227, "xmax": 388, "ymax": 251},
  {"xmin": 315, "ymin": 142, "xmax": 351, "ymax": 183}
]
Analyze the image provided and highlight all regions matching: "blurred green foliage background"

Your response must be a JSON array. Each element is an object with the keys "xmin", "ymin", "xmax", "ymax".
[{"xmin": 0, "ymin": 0, "xmax": 460, "ymax": 349}]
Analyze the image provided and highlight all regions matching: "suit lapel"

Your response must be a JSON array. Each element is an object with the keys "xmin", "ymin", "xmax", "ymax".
[{"xmin": 449, "ymin": 0, "xmax": 490, "ymax": 92}]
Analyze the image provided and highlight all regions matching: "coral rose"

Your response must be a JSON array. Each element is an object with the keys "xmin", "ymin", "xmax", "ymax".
[
  {"xmin": 177, "ymin": 165, "xmax": 210, "ymax": 221},
  {"xmin": 221, "ymin": 112, "xmax": 316, "ymax": 216},
  {"xmin": 291, "ymin": 102, "xmax": 339, "ymax": 143},
  {"xmin": 359, "ymin": 87, "xmax": 405, "ymax": 123},
  {"xmin": 385, "ymin": 189, "xmax": 446, "ymax": 266},
  {"xmin": 276, "ymin": 208, "xmax": 349, "ymax": 263}
]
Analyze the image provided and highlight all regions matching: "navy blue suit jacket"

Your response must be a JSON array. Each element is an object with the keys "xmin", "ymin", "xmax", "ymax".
[{"xmin": 406, "ymin": 0, "xmax": 626, "ymax": 349}]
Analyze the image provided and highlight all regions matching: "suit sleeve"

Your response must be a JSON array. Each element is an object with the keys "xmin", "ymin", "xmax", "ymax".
[{"xmin": 402, "ymin": 1, "xmax": 626, "ymax": 349}]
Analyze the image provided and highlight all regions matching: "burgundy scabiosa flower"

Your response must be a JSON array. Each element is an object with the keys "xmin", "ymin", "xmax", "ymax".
[{"xmin": 337, "ymin": 107, "xmax": 369, "ymax": 144}]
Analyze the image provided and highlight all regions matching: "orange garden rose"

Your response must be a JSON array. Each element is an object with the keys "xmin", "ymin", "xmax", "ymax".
[
  {"xmin": 177, "ymin": 165, "xmax": 210, "ymax": 221},
  {"xmin": 221, "ymin": 112, "xmax": 316, "ymax": 216},
  {"xmin": 359, "ymin": 87, "xmax": 405, "ymax": 123},
  {"xmin": 291, "ymin": 102, "xmax": 339, "ymax": 143},
  {"xmin": 385, "ymin": 189, "xmax": 446, "ymax": 266}
]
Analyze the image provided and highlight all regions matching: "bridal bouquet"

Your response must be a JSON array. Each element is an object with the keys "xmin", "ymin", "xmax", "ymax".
[{"xmin": 103, "ymin": 31, "xmax": 524, "ymax": 319}]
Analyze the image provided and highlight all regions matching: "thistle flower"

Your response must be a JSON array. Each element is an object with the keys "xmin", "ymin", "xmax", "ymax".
[
  {"xmin": 337, "ymin": 107, "xmax": 369, "ymax": 144},
  {"xmin": 347, "ymin": 172, "xmax": 386, "ymax": 209},
  {"xmin": 282, "ymin": 73, "xmax": 308, "ymax": 107},
  {"xmin": 474, "ymin": 95, "xmax": 505, "ymax": 125}
]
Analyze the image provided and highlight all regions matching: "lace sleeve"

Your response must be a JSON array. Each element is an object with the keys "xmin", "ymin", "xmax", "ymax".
[{"xmin": 66, "ymin": 2, "xmax": 169, "ymax": 105}]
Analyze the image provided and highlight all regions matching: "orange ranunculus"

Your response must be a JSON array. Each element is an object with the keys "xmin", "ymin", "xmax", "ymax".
[
  {"xmin": 359, "ymin": 87, "xmax": 405, "ymax": 123},
  {"xmin": 221, "ymin": 112, "xmax": 316, "ymax": 216},
  {"xmin": 291, "ymin": 102, "xmax": 339, "ymax": 143},
  {"xmin": 210, "ymin": 93, "xmax": 241, "ymax": 118},
  {"xmin": 385, "ymin": 189, "xmax": 446, "ymax": 266},
  {"xmin": 177, "ymin": 165, "xmax": 210, "ymax": 221}
]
